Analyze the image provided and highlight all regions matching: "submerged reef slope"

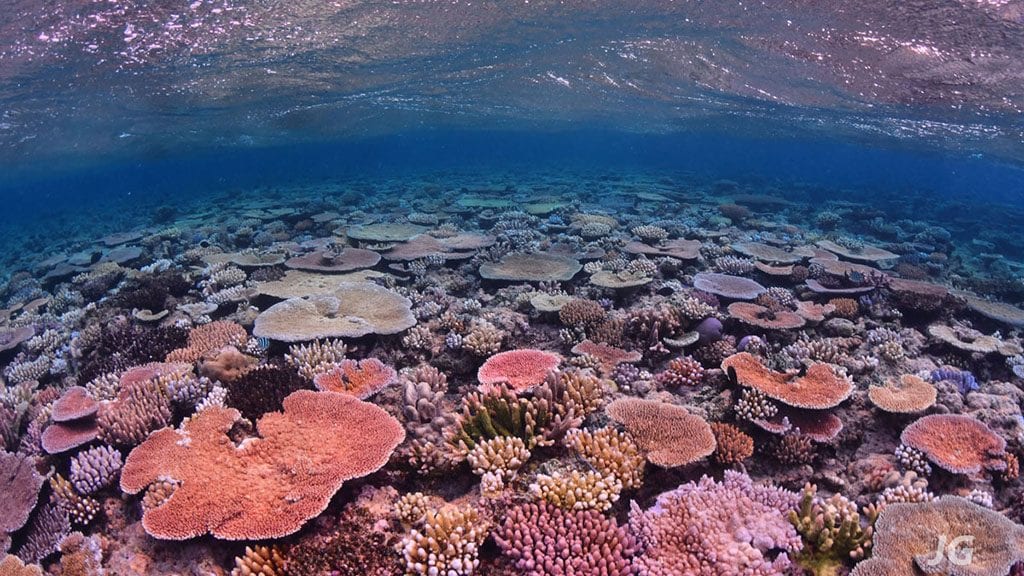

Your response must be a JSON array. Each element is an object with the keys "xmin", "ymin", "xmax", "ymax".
[{"xmin": 1, "ymin": 170, "xmax": 1023, "ymax": 574}]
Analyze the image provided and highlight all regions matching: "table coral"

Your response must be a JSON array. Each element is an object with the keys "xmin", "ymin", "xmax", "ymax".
[{"xmin": 120, "ymin": 390, "xmax": 405, "ymax": 540}]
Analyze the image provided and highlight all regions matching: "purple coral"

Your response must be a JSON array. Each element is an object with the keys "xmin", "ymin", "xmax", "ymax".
[
  {"xmin": 929, "ymin": 367, "xmax": 978, "ymax": 395},
  {"xmin": 695, "ymin": 317, "xmax": 724, "ymax": 344},
  {"xmin": 495, "ymin": 501, "xmax": 639, "ymax": 575},
  {"xmin": 628, "ymin": 470, "xmax": 802, "ymax": 576}
]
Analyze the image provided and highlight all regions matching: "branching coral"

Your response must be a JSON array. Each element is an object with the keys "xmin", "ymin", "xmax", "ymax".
[
  {"xmin": 789, "ymin": 484, "xmax": 878, "ymax": 576},
  {"xmin": 530, "ymin": 469, "xmax": 622, "ymax": 512},
  {"xmin": 285, "ymin": 338, "xmax": 348, "ymax": 380},
  {"xmin": 400, "ymin": 506, "xmax": 489, "ymax": 576},
  {"xmin": 450, "ymin": 369, "xmax": 603, "ymax": 451},
  {"xmin": 564, "ymin": 427, "xmax": 645, "ymax": 490},
  {"xmin": 466, "ymin": 435, "xmax": 530, "ymax": 480},
  {"xmin": 495, "ymin": 501, "xmax": 639, "ymax": 575},
  {"xmin": 629, "ymin": 471, "xmax": 802, "ymax": 576},
  {"xmin": 710, "ymin": 422, "xmax": 754, "ymax": 466}
]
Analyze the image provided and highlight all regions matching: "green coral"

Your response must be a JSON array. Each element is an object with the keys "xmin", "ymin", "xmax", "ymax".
[
  {"xmin": 788, "ymin": 484, "xmax": 879, "ymax": 576},
  {"xmin": 449, "ymin": 369, "xmax": 605, "ymax": 451},
  {"xmin": 449, "ymin": 383, "xmax": 543, "ymax": 450}
]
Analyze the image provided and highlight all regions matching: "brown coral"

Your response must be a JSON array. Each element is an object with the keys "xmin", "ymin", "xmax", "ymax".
[
  {"xmin": 570, "ymin": 340, "xmax": 640, "ymax": 375},
  {"xmin": 710, "ymin": 422, "xmax": 754, "ymax": 466},
  {"xmin": 558, "ymin": 298, "xmax": 607, "ymax": 327},
  {"xmin": 200, "ymin": 346, "xmax": 258, "ymax": 382},
  {"xmin": 0, "ymin": 554, "xmax": 42, "ymax": 576},
  {"xmin": 606, "ymin": 398, "xmax": 716, "ymax": 468},
  {"xmin": 827, "ymin": 297, "xmax": 860, "ymax": 319},
  {"xmin": 166, "ymin": 320, "xmax": 248, "ymax": 363},
  {"xmin": 120, "ymin": 390, "xmax": 405, "ymax": 540}
]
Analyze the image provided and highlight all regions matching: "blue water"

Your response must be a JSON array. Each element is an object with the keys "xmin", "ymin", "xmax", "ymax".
[{"xmin": 3, "ymin": 0, "xmax": 1024, "ymax": 271}]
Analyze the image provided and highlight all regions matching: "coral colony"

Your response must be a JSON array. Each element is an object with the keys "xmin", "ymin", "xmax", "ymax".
[{"xmin": 3, "ymin": 173, "xmax": 1024, "ymax": 575}]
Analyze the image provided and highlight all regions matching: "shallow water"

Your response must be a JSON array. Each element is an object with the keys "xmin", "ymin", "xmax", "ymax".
[{"xmin": 2, "ymin": 2, "xmax": 1024, "ymax": 576}]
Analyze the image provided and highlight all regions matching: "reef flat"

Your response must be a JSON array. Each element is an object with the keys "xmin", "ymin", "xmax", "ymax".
[{"xmin": 2, "ymin": 169, "xmax": 1024, "ymax": 575}]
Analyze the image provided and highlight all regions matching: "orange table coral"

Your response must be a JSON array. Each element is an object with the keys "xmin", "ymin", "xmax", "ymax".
[{"xmin": 120, "ymin": 390, "xmax": 405, "ymax": 540}]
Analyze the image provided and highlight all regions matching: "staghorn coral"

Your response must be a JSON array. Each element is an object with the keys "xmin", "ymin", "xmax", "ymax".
[
  {"xmin": 165, "ymin": 373, "xmax": 213, "ymax": 405},
  {"xmin": 400, "ymin": 506, "xmax": 489, "ymax": 576},
  {"xmin": 48, "ymin": 474, "xmax": 100, "ymax": 526},
  {"xmin": 285, "ymin": 338, "xmax": 348, "ymax": 380},
  {"xmin": 451, "ymin": 368, "xmax": 603, "ymax": 451},
  {"xmin": 565, "ymin": 427, "xmax": 645, "ymax": 491},
  {"xmin": 735, "ymin": 388, "xmax": 779, "ymax": 422},
  {"xmin": 3, "ymin": 356, "xmax": 50, "ymax": 385},
  {"xmin": 495, "ymin": 501, "xmax": 639, "ymax": 576},
  {"xmin": 120, "ymin": 390, "xmax": 405, "ymax": 540},
  {"xmin": 629, "ymin": 470, "xmax": 802, "ymax": 576},
  {"xmin": 396, "ymin": 492, "xmax": 432, "ymax": 526},
  {"xmin": 632, "ymin": 224, "xmax": 669, "ymax": 242},
  {"xmin": 530, "ymin": 469, "xmax": 622, "ymax": 512},
  {"xmin": 462, "ymin": 322, "xmax": 505, "ymax": 356},
  {"xmin": 894, "ymin": 444, "xmax": 933, "ymax": 477},
  {"xmin": 769, "ymin": 433, "xmax": 816, "ymax": 466},
  {"xmin": 17, "ymin": 503, "xmax": 70, "ymax": 564},
  {"xmin": 789, "ymin": 484, "xmax": 878, "ymax": 576},
  {"xmin": 83, "ymin": 372, "xmax": 120, "ymax": 402}
]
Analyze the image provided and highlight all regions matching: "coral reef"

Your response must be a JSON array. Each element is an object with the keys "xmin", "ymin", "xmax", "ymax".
[{"xmin": 1, "ymin": 170, "xmax": 1023, "ymax": 574}]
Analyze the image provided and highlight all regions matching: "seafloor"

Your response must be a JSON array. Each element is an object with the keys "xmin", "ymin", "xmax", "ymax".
[{"xmin": 2, "ymin": 169, "xmax": 1024, "ymax": 576}]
